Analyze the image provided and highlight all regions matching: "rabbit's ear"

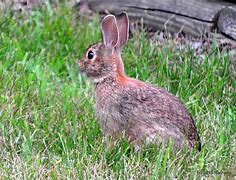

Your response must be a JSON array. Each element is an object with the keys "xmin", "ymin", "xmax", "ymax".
[
  {"xmin": 101, "ymin": 15, "xmax": 119, "ymax": 49},
  {"xmin": 116, "ymin": 12, "xmax": 129, "ymax": 49}
]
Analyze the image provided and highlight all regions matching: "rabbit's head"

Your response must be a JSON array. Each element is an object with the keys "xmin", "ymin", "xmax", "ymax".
[{"xmin": 79, "ymin": 13, "xmax": 129, "ymax": 83}]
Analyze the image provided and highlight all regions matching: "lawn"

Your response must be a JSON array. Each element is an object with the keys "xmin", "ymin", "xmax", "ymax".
[{"xmin": 0, "ymin": 4, "xmax": 235, "ymax": 179}]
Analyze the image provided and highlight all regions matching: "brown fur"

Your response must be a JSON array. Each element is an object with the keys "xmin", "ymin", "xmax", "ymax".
[{"xmin": 78, "ymin": 13, "xmax": 201, "ymax": 150}]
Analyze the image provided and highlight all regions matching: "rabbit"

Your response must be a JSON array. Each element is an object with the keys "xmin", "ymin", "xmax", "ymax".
[{"xmin": 79, "ymin": 12, "xmax": 201, "ymax": 151}]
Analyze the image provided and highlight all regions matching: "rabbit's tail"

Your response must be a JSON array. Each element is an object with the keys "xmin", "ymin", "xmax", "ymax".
[
  {"xmin": 196, "ymin": 135, "xmax": 202, "ymax": 151},
  {"xmin": 188, "ymin": 120, "xmax": 202, "ymax": 151},
  {"xmin": 189, "ymin": 134, "xmax": 201, "ymax": 151}
]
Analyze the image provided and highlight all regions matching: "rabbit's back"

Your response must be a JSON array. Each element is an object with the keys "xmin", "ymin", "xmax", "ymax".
[{"xmin": 95, "ymin": 78, "xmax": 200, "ymax": 149}]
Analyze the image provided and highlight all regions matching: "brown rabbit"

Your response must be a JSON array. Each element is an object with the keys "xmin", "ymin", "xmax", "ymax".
[{"xmin": 79, "ymin": 13, "xmax": 201, "ymax": 150}]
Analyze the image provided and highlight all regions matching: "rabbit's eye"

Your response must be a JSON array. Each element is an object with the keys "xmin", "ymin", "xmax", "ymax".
[{"xmin": 87, "ymin": 50, "xmax": 94, "ymax": 60}]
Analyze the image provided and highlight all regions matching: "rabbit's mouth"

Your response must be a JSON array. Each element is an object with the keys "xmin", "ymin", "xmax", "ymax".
[
  {"xmin": 78, "ymin": 60, "xmax": 86, "ymax": 73},
  {"xmin": 78, "ymin": 66, "xmax": 85, "ymax": 73},
  {"xmin": 78, "ymin": 64, "xmax": 100, "ymax": 80}
]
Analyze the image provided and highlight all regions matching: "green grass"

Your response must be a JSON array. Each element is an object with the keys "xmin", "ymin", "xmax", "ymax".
[{"xmin": 0, "ymin": 4, "xmax": 235, "ymax": 179}]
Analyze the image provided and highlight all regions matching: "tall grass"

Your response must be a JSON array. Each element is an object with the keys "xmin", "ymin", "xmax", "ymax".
[{"xmin": 0, "ymin": 4, "xmax": 235, "ymax": 179}]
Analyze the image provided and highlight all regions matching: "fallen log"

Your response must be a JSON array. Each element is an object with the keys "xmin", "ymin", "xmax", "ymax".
[
  {"xmin": 83, "ymin": 0, "xmax": 236, "ymax": 39},
  {"xmin": 218, "ymin": 6, "xmax": 236, "ymax": 40}
]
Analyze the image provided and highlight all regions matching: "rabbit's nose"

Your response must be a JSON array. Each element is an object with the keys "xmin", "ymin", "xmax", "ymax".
[
  {"xmin": 78, "ymin": 60, "xmax": 84, "ymax": 67},
  {"xmin": 78, "ymin": 61, "xmax": 84, "ymax": 71}
]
